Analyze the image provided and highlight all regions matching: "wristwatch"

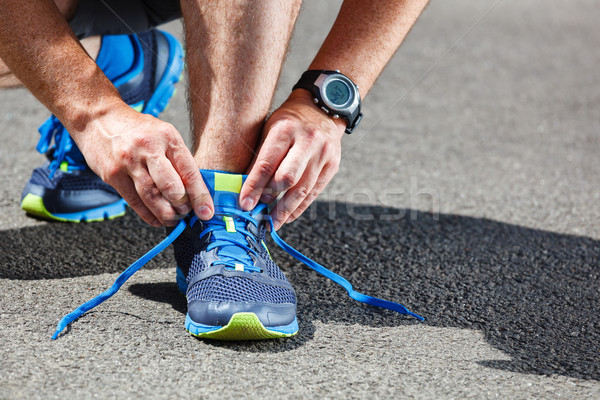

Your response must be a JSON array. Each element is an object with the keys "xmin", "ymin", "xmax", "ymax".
[{"xmin": 293, "ymin": 70, "xmax": 363, "ymax": 134}]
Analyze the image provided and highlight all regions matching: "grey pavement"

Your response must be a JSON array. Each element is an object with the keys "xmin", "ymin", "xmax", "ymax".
[{"xmin": 1, "ymin": 1, "xmax": 599, "ymax": 399}]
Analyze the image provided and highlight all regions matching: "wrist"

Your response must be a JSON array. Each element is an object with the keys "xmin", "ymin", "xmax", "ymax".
[
  {"xmin": 42, "ymin": 58, "xmax": 126, "ymax": 138},
  {"xmin": 292, "ymin": 70, "xmax": 362, "ymax": 134},
  {"xmin": 60, "ymin": 94, "xmax": 130, "ymax": 142},
  {"xmin": 287, "ymin": 89, "xmax": 347, "ymax": 133}
]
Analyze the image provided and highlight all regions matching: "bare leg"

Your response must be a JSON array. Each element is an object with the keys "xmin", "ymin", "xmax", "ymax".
[
  {"xmin": 0, "ymin": 0, "xmax": 100, "ymax": 89},
  {"xmin": 180, "ymin": 0, "xmax": 302, "ymax": 172}
]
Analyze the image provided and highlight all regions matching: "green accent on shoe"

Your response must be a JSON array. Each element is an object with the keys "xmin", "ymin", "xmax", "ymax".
[
  {"xmin": 59, "ymin": 162, "xmax": 69, "ymax": 172},
  {"xmin": 214, "ymin": 172, "xmax": 242, "ymax": 193},
  {"xmin": 20, "ymin": 193, "xmax": 126, "ymax": 223},
  {"xmin": 261, "ymin": 240, "xmax": 272, "ymax": 259},
  {"xmin": 131, "ymin": 102, "xmax": 144, "ymax": 112},
  {"xmin": 101, "ymin": 210, "xmax": 127, "ymax": 222},
  {"xmin": 79, "ymin": 213, "xmax": 124, "ymax": 223},
  {"xmin": 223, "ymin": 216, "xmax": 236, "ymax": 232},
  {"xmin": 188, "ymin": 312, "xmax": 297, "ymax": 340},
  {"xmin": 21, "ymin": 193, "xmax": 74, "ymax": 223}
]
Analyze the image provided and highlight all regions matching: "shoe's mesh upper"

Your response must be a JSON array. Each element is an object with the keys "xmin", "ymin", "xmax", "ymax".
[
  {"xmin": 264, "ymin": 257, "xmax": 287, "ymax": 282},
  {"xmin": 187, "ymin": 250, "xmax": 208, "ymax": 278},
  {"xmin": 58, "ymin": 174, "xmax": 118, "ymax": 193},
  {"xmin": 187, "ymin": 275, "xmax": 296, "ymax": 304},
  {"xmin": 30, "ymin": 165, "xmax": 118, "ymax": 194},
  {"xmin": 174, "ymin": 222, "xmax": 296, "ymax": 305},
  {"xmin": 30, "ymin": 166, "xmax": 59, "ymax": 189},
  {"xmin": 120, "ymin": 31, "xmax": 157, "ymax": 105}
]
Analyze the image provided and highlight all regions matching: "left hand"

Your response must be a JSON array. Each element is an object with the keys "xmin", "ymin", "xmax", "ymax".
[{"xmin": 240, "ymin": 89, "xmax": 346, "ymax": 230}]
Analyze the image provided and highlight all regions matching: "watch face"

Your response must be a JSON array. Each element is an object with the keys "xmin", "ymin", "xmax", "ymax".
[{"xmin": 324, "ymin": 79, "xmax": 352, "ymax": 107}]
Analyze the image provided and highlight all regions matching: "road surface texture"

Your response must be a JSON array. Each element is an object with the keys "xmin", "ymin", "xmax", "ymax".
[{"xmin": 1, "ymin": 1, "xmax": 599, "ymax": 399}]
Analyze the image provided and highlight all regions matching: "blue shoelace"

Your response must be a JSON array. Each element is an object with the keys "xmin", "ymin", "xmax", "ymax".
[
  {"xmin": 37, "ymin": 115, "xmax": 86, "ymax": 178},
  {"xmin": 189, "ymin": 206, "xmax": 265, "ymax": 273},
  {"xmin": 52, "ymin": 204, "xmax": 424, "ymax": 340}
]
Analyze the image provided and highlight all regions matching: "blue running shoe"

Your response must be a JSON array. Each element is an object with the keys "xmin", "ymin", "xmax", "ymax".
[
  {"xmin": 173, "ymin": 170, "xmax": 298, "ymax": 340},
  {"xmin": 21, "ymin": 29, "xmax": 184, "ymax": 222}
]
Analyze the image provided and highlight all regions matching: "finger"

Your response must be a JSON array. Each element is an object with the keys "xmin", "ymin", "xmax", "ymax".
[
  {"xmin": 240, "ymin": 125, "xmax": 293, "ymax": 211},
  {"xmin": 166, "ymin": 142, "xmax": 213, "ymax": 220},
  {"xmin": 146, "ymin": 157, "xmax": 191, "ymax": 214},
  {"xmin": 130, "ymin": 168, "xmax": 180, "ymax": 226},
  {"xmin": 109, "ymin": 173, "xmax": 161, "ymax": 227},
  {"xmin": 263, "ymin": 144, "xmax": 311, "ymax": 207},
  {"xmin": 285, "ymin": 164, "xmax": 337, "ymax": 225},
  {"xmin": 270, "ymin": 157, "xmax": 321, "ymax": 230}
]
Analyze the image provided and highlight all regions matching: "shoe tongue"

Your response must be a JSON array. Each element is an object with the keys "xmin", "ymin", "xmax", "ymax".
[
  {"xmin": 200, "ymin": 169, "xmax": 247, "ymax": 212},
  {"xmin": 200, "ymin": 169, "xmax": 253, "ymax": 269}
]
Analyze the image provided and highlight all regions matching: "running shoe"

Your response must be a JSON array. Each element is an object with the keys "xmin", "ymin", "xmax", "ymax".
[
  {"xmin": 173, "ymin": 170, "xmax": 298, "ymax": 340},
  {"xmin": 21, "ymin": 29, "xmax": 184, "ymax": 222}
]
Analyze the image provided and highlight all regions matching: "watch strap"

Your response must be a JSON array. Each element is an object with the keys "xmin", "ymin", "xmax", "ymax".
[{"xmin": 292, "ymin": 70, "xmax": 328, "ymax": 92}]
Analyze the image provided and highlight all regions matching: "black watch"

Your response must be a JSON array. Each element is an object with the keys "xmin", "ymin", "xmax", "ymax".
[{"xmin": 293, "ymin": 70, "xmax": 363, "ymax": 134}]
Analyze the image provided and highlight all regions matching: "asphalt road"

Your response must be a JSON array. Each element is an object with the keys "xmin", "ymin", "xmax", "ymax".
[{"xmin": 1, "ymin": 1, "xmax": 599, "ymax": 399}]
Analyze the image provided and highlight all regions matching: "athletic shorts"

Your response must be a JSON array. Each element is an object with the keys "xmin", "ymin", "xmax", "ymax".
[{"xmin": 69, "ymin": 0, "xmax": 182, "ymax": 38}]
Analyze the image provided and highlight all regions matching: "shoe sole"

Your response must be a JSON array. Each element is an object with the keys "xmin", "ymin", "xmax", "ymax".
[
  {"xmin": 176, "ymin": 267, "xmax": 298, "ymax": 340},
  {"xmin": 21, "ymin": 31, "xmax": 184, "ymax": 224},
  {"xmin": 185, "ymin": 313, "xmax": 298, "ymax": 340},
  {"xmin": 21, "ymin": 193, "xmax": 126, "ymax": 222}
]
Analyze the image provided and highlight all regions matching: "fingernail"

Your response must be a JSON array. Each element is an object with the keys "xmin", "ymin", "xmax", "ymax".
[
  {"xmin": 197, "ymin": 205, "xmax": 213, "ymax": 220},
  {"xmin": 150, "ymin": 219, "xmax": 162, "ymax": 228},
  {"xmin": 240, "ymin": 197, "xmax": 254, "ymax": 211},
  {"xmin": 273, "ymin": 220, "xmax": 281, "ymax": 231}
]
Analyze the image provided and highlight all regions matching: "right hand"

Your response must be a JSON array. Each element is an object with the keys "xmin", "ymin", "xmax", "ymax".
[{"xmin": 75, "ymin": 104, "xmax": 213, "ymax": 227}]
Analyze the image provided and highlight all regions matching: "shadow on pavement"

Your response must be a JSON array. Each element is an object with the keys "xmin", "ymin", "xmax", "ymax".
[
  {"xmin": 0, "ymin": 212, "xmax": 170, "ymax": 279},
  {"xmin": 1, "ymin": 201, "xmax": 598, "ymax": 380}
]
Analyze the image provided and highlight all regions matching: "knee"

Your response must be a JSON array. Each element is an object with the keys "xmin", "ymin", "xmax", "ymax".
[{"xmin": 54, "ymin": 0, "xmax": 80, "ymax": 21}]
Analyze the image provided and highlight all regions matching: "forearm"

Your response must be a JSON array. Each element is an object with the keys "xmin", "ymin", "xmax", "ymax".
[
  {"xmin": 242, "ymin": 1, "xmax": 428, "ymax": 225},
  {"xmin": 0, "ymin": 0, "xmax": 124, "ymax": 135},
  {"xmin": 309, "ymin": 0, "xmax": 429, "ymax": 97}
]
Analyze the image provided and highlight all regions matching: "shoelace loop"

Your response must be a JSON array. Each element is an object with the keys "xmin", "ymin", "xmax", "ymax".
[{"xmin": 51, "ymin": 207, "xmax": 424, "ymax": 340}]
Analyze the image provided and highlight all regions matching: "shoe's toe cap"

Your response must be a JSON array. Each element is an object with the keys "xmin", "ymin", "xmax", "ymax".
[{"xmin": 188, "ymin": 300, "xmax": 297, "ymax": 328}]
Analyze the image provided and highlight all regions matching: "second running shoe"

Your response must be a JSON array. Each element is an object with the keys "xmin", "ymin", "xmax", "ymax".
[{"xmin": 21, "ymin": 29, "xmax": 184, "ymax": 223}]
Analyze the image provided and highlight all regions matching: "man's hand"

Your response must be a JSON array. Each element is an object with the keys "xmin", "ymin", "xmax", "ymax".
[
  {"xmin": 0, "ymin": 0, "xmax": 214, "ymax": 227},
  {"xmin": 240, "ymin": 90, "xmax": 345, "ymax": 230},
  {"xmin": 78, "ymin": 104, "xmax": 214, "ymax": 227}
]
